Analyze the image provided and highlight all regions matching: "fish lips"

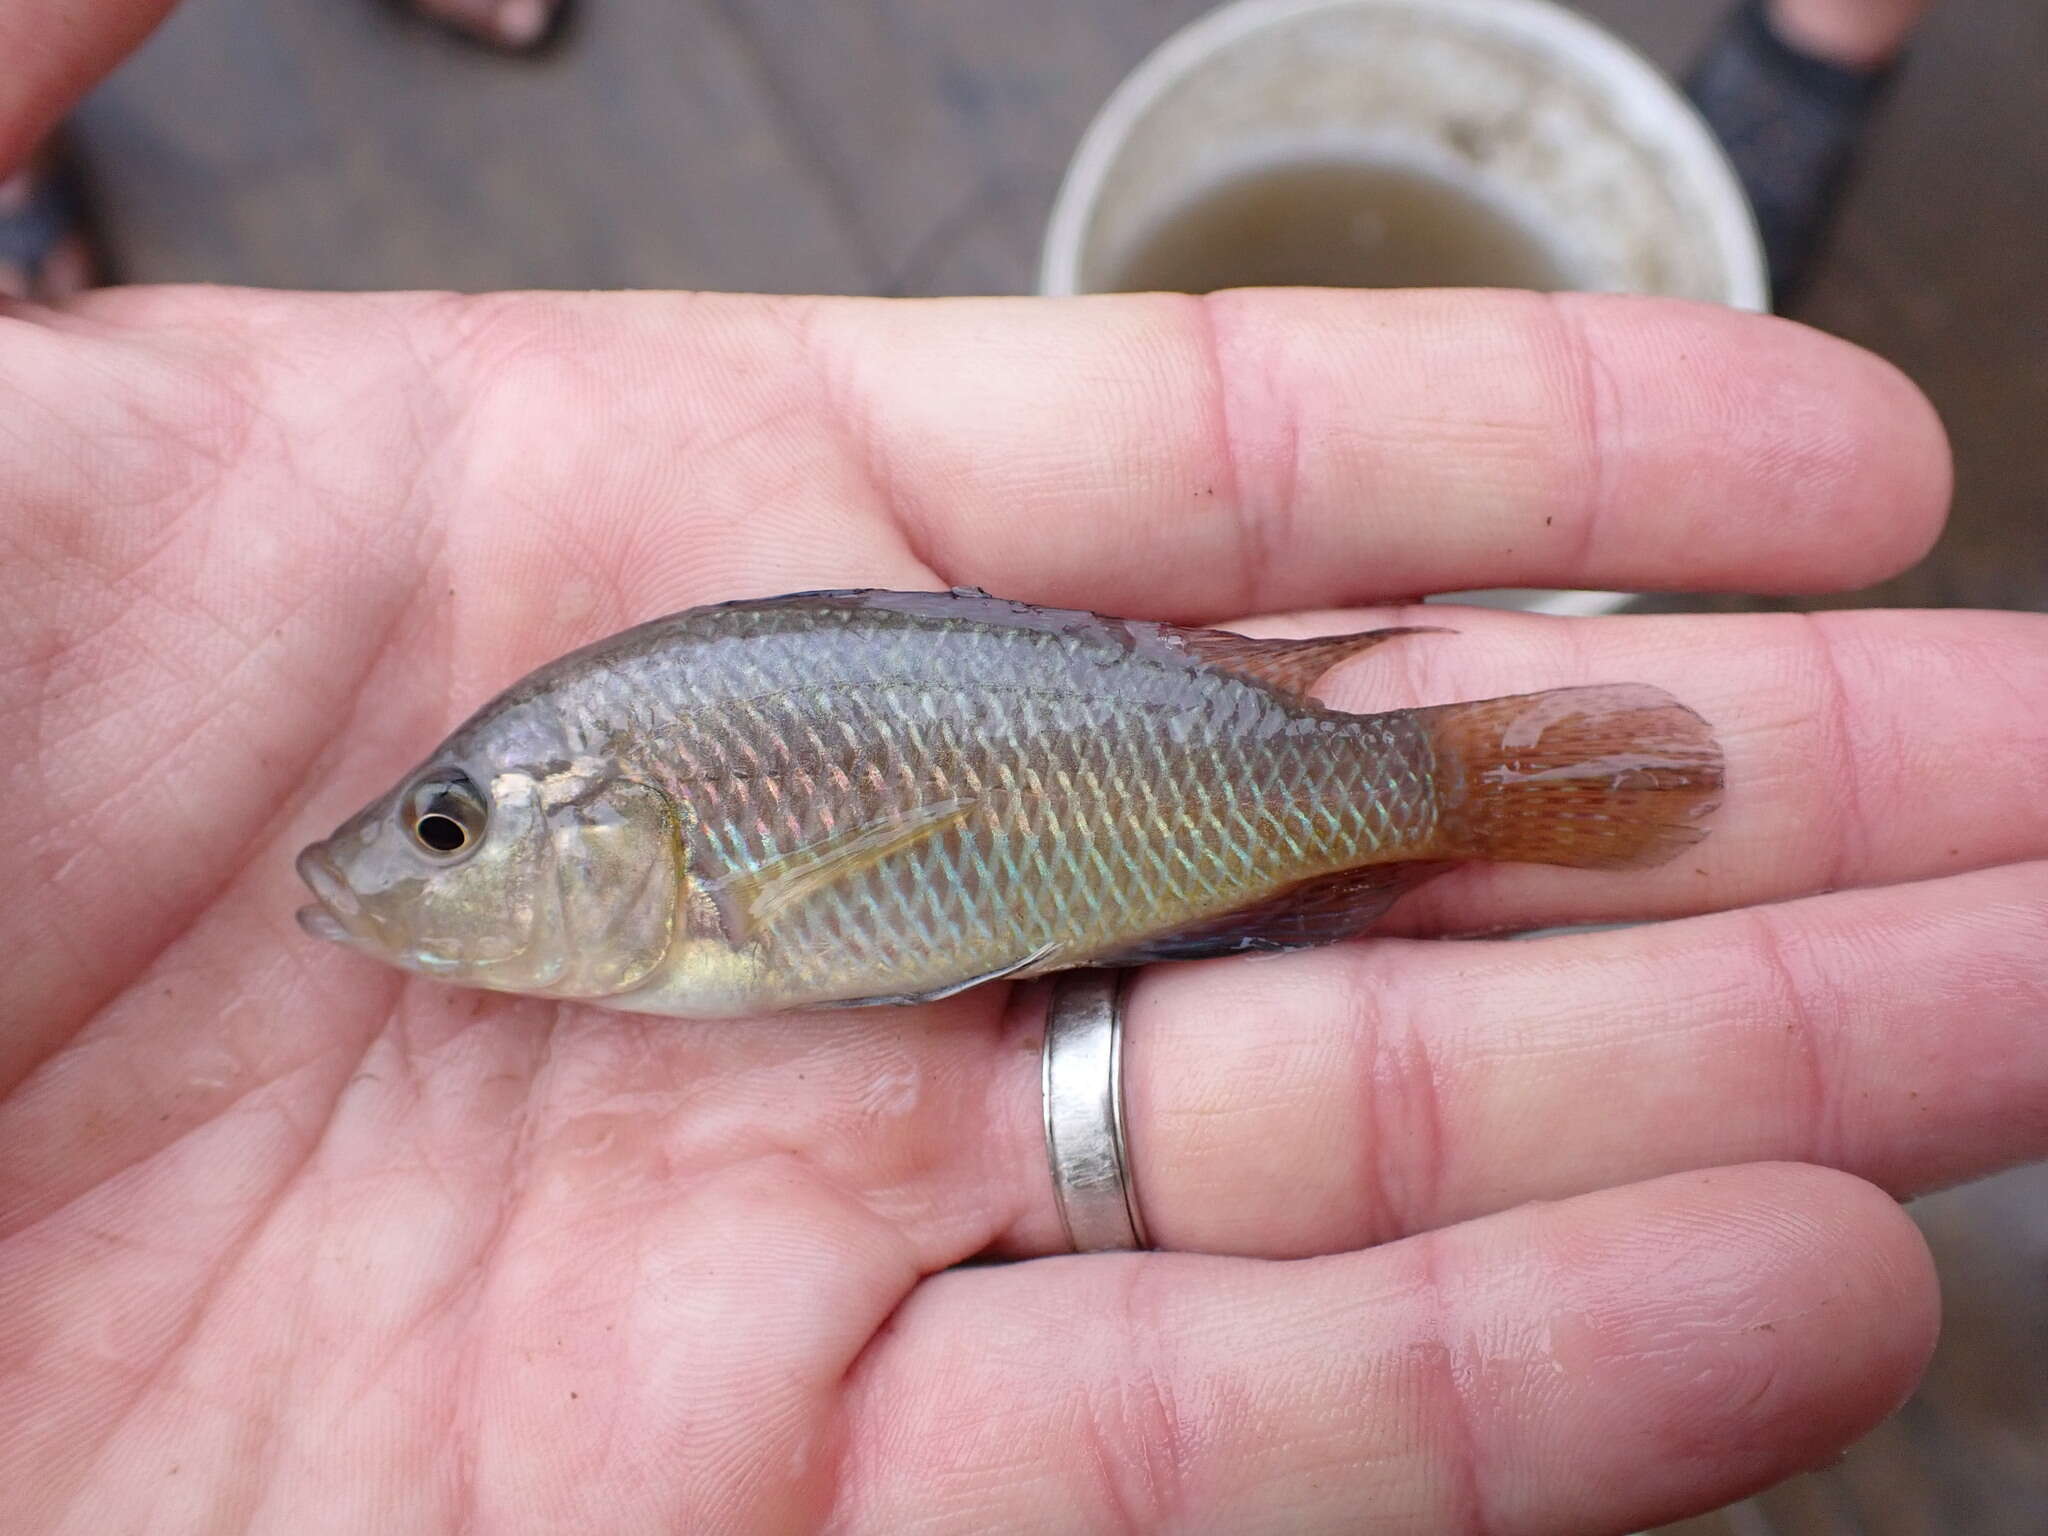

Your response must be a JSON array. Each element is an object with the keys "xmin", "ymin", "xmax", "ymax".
[{"xmin": 295, "ymin": 842, "xmax": 367, "ymax": 947}]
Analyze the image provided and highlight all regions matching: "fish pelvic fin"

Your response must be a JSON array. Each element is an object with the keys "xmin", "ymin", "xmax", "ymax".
[
  {"xmin": 810, "ymin": 942, "xmax": 1060, "ymax": 1008},
  {"xmin": 1171, "ymin": 625, "xmax": 1449, "ymax": 701},
  {"xmin": 1416, "ymin": 684, "xmax": 1724, "ymax": 869}
]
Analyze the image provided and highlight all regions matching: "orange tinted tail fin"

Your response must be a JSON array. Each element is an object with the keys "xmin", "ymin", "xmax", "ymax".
[{"xmin": 1416, "ymin": 684, "xmax": 1723, "ymax": 869}]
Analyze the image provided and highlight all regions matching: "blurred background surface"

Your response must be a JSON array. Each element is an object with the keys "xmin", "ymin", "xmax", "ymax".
[{"xmin": 68, "ymin": 2, "xmax": 2048, "ymax": 1529}]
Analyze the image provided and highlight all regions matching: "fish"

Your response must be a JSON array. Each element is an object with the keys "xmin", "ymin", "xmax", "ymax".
[{"xmin": 295, "ymin": 587, "xmax": 1723, "ymax": 1016}]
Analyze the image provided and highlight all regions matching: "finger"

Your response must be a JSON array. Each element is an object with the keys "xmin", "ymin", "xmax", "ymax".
[
  {"xmin": 814, "ymin": 288, "xmax": 1951, "ymax": 618},
  {"xmin": 988, "ymin": 860, "xmax": 2048, "ymax": 1260},
  {"xmin": 0, "ymin": 0, "xmax": 177, "ymax": 173},
  {"xmin": 1290, "ymin": 605, "xmax": 2048, "ymax": 936},
  {"xmin": 838, "ymin": 1165, "xmax": 1936, "ymax": 1535}
]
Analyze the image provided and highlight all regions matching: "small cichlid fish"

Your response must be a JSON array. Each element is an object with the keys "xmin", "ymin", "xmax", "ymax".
[{"xmin": 296, "ymin": 588, "xmax": 1722, "ymax": 1015}]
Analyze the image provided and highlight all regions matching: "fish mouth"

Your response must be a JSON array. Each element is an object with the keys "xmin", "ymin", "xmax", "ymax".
[
  {"xmin": 295, "ymin": 843, "xmax": 364, "ymax": 946},
  {"xmin": 296, "ymin": 903, "xmax": 353, "ymax": 944}
]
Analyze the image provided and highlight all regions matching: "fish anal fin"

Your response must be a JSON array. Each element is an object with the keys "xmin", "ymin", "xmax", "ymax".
[
  {"xmin": 1171, "ymin": 626, "xmax": 1449, "ymax": 700},
  {"xmin": 709, "ymin": 799, "xmax": 975, "ymax": 943},
  {"xmin": 1090, "ymin": 862, "xmax": 1448, "ymax": 967}
]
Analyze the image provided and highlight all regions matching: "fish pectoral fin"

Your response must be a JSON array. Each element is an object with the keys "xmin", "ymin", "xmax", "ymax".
[
  {"xmin": 1170, "ymin": 625, "xmax": 1450, "ymax": 701},
  {"xmin": 1087, "ymin": 862, "xmax": 1449, "ymax": 967},
  {"xmin": 811, "ymin": 942, "xmax": 1061, "ymax": 1009},
  {"xmin": 708, "ymin": 798, "xmax": 977, "ymax": 944}
]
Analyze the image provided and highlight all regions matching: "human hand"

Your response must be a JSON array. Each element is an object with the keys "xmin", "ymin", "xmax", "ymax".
[
  {"xmin": 10, "ymin": 3, "xmax": 2048, "ymax": 1527},
  {"xmin": 9, "ymin": 274, "xmax": 2048, "ymax": 1533}
]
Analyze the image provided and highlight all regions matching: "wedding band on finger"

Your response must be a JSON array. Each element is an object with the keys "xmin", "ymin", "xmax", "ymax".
[{"xmin": 1042, "ymin": 968, "xmax": 1151, "ymax": 1252}]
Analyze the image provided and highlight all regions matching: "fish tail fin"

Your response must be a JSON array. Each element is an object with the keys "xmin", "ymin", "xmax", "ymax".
[{"xmin": 1415, "ymin": 684, "xmax": 1723, "ymax": 869}]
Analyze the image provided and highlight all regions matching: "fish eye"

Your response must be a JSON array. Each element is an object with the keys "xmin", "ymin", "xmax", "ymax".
[{"xmin": 406, "ymin": 774, "xmax": 488, "ymax": 859}]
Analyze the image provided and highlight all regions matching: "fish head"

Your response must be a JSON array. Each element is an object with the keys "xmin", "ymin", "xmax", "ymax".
[{"xmin": 295, "ymin": 746, "xmax": 682, "ymax": 1001}]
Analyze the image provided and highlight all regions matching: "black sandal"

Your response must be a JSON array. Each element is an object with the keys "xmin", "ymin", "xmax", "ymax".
[
  {"xmin": 1685, "ymin": 0, "xmax": 1902, "ymax": 306},
  {"xmin": 0, "ymin": 142, "xmax": 100, "ymax": 304}
]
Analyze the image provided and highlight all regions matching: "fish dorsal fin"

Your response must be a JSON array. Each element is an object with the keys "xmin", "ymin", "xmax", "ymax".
[
  {"xmin": 707, "ymin": 799, "xmax": 975, "ymax": 943},
  {"xmin": 1170, "ymin": 626, "xmax": 1447, "ymax": 700},
  {"xmin": 1088, "ymin": 861, "xmax": 1449, "ymax": 967}
]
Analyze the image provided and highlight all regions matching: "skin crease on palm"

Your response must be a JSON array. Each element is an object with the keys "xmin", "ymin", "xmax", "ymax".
[{"xmin": 5, "ymin": 12, "xmax": 2048, "ymax": 1536}]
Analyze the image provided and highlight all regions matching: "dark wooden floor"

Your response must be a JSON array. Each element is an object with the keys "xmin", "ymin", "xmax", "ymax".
[{"xmin": 69, "ymin": 1, "xmax": 2047, "ymax": 1529}]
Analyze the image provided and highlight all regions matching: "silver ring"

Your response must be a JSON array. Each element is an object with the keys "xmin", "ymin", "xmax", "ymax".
[{"xmin": 1042, "ymin": 969, "xmax": 1151, "ymax": 1252}]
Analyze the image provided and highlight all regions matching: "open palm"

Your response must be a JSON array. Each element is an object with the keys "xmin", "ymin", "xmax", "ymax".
[{"xmin": 5, "ymin": 280, "xmax": 2046, "ymax": 1534}]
